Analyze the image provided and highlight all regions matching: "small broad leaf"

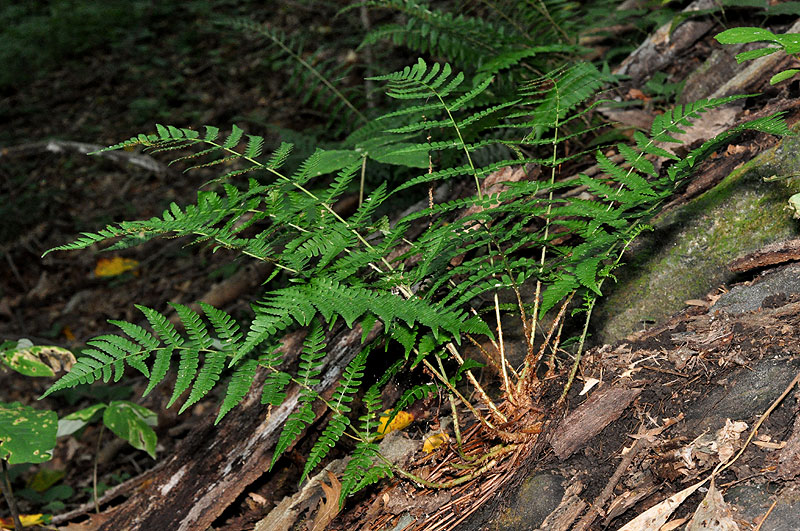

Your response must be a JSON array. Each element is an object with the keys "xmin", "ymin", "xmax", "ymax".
[
  {"xmin": 305, "ymin": 149, "xmax": 363, "ymax": 177},
  {"xmin": 57, "ymin": 403, "xmax": 107, "ymax": 438},
  {"xmin": 0, "ymin": 340, "xmax": 75, "ymax": 378},
  {"xmin": 770, "ymin": 69, "xmax": 800, "ymax": 85},
  {"xmin": 0, "ymin": 402, "xmax": 57, "ymax": 465},
  {"xmin": 734, "ymin": 47, "xmax": 778, "ymax": 63},
  {"xmin": 367, "ymin": 142, "xmax": 429, "ymax": 168},
  {"xmin": 714, "ymin": 27, "xmax": 777, "ymax": 45},
  {"xmin": 423, "ymin": 432, "xmax": 449, "ymax": 453},
  {"xmin": 95, "ymin": 256, "xmax": 139, "ymax": 277},
  {"xmin": 376, "ymin": 409, "xmax": 414, "ymax": 439},
  {"xmin": 102, "ymin": 401, "xmax": 158, "ymax": 458}
]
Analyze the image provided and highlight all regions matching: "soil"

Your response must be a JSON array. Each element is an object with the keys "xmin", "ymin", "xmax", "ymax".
[{"xmin": 2, "ymin": 3, "xmax": 800, "ymax": 531}]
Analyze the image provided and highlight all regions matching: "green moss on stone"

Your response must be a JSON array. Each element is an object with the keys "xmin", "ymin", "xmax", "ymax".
[{"xmin": 594, "ymin": 136, "xmax": 800, "ymax": 343}]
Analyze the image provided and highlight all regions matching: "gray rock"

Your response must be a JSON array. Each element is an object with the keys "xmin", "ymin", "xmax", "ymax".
[
  {"xmin": 728, "ymin": 484, "xmax": 800, "ymax": 531},
  {"xmin": 714, "ymin": 263, "xmax": 800, "ymax": 315},
  {"xmin": 686, "ymin": 357, "xmax": 800, "ymax": 436},
  {"xmin": 594, "ymin": 135, "xmax": 800, "ymax": 344}
]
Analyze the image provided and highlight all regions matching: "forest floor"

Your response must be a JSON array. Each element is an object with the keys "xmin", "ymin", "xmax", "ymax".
[{"xmin": 2, "ymin": 3, "xmax": 800, "ymax": 531}]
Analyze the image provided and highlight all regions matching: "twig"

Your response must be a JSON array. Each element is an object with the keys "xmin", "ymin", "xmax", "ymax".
[
  {"xmin": 1, "ymin": 460, "xmax": 23, "ymax": 531},
  {"xmin": 713, "ymin": 368, "xmax": 800, "ymax": 478},
  {"xmin": 573, "ymin": 435, "xmax": 649, "ymax": 530},
  {"xmin": 754, "ymin": 497, "xmax": 780, "ymax": 531},
  {"xmin": 93, "ymin": 424, "xmax": 105, "ymax": 514}
]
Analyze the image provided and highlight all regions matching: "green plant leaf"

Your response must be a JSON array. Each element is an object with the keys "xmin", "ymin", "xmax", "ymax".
[
  {"xmin": 0, "ymin": 402, "xmax": 57, "ymax": 464},
  {"xmin": 0, "ymin": 339, "xmax": 75, "ymax": 378},
  {"xmin": 367, "ymin": 142, "xmax": 429, "ymax": 168},
  {"xmin": 770, "ymin": 69, "xmax": 800, "ymax": 85},
  {"xmin": 57, "ymin": 403, "xmax": 107, "ymax": 438},
  {"xmin": 714, "ymin": 27, "xmax": 777, "ymax": 45},
  {"xmin": 734, "ymin": 47, "xmax": 778, "ymax": 63},
  {"xmin": 102, "ymin": 401, "xmax": 158, "ymax": 458}
]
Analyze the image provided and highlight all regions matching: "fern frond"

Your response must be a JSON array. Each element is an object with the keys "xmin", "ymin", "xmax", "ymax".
[
  {"xmin": 41, "ymin": 337, "xmax": 147, "ymax": 398},
  {"xmin": 215, "ymin": 358, "xmax": 259, "ymax": 424},
  {"xmin": 369, "ymin": 58, "xmax": 466, "ymax": 100},
  {"xmin": 300, "ymin": 346, "xmax": 370, "ymax": 483},
  {"xmin": 650, "ymin": 95, "xmax": 752, "ymax": 143},
  {"xmin": 271, "ymin": 321, "xmax": 327, "ymax": 469},
  {"xmin": 261, "ymin": 370, "xmax": 292, "ymax": 407},
  {"xmin": 184, "ymin": 304, "xmax": 241, "ymax": 414},
  {"xmin": 144, "ymin": 348, "xmax": 173, "ymax": 397}
]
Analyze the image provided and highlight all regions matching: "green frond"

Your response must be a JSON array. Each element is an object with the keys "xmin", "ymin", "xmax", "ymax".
[
  {"xmin": 300, "ymin": 346, "xmax": 370, "ymax": 484},
  {"xmin": 180, "ymin": 350, "xmax": 227, "ymax": 414},
  {"xmin": 165, "ymin": 303, "xmax": 210, "ymax": 408},
  {"xmin": 370, "ymin": 58, "xmax": 466, "ymax": 100},
  {"xmin": 539, "ymin": 275, "xmax": 578, "ymax": 318},
  {"xmin": 341, "ymin": 439, "xmax": 391, "ymax": 500},
  {"xmin": 108, "ymin": 320, "xmax": 160, "ymax": 351},
  {"xmin": 350, "ymin": 183, "xmax": 388, "ymax": 227},
  {"xmin": 229, "ymin": 309, "xmax": 294, "ymax": 366},
  {"xmin": 650, "ymin": 95, "xmax": 752, "ymax": 143},
  {"xmin": 266, "ymin": 141, "xmax": 293, "ymax": 170},
  {"xmin": 244, "ymin": 134, "xmax": 264, "ymax": 159},
  {"xmin": 199, "ymin": 303, "xmax": 242, "ymax": 346},
  {"xmin": 302, "ymin": 413, "xmax": 350, "ymax": 485},
  {"xmin": 215, "ymin": 358, "xmax": 259, "ymax": 424},
  {"xmin": 271, "ymin": 395, "xmax": 317, "ymax": 467},
  {"xmin": 575, "ymin": 256, "xmax": 604, "ymax": 296},
  {"xmin": 41, "ymin": 335, "xmax": 149, "ymax": 398},
  {"xmin": 88, "ymin": 335, "xmax": 149, "ymax": 378},
  {"xmin": 143, "ymin": 347, "xmax": 174, "ymax": 397},
  {"xmin": 261, "ymin": 370, "xmax": 292, "ymax": 407}
]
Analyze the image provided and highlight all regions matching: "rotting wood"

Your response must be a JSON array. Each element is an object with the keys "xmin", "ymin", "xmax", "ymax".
[
  {"xmin": 535, "ymin": 480, "xmax": 587, "ymax": 531},
  {"xmin": 550, "ymin": 384, "xmax": 642, "ymax": 460},
  {"xmin": 770, "ymin": 387, "xmax": 800, "ymax": 480},
  {"xmin": 572, "ymin": 436, "xmax": 650, "ymax": 531},
  {"xmin": 0, "ymin": 140, "xmax": 170, "ymax": 175},
  {"xmin": 729, "ymin": 238, "xmax": 800, "ymax": 273},
  {"xmin": 63, "ymin": 324, "xmax": 381, "ymax": 531},
  {"xmin": 613, "ymin": 0, "xmax": 716, "ymax": 83},
  {"xmin": 602, "ymin": 481, "xmax": 660, "ymax": 526}
]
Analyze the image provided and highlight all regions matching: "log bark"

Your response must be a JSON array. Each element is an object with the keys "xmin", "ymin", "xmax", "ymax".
[
  {"xmin": 550, "ymin": 384, "xmax": 642, "ymax": 460},
  {"xmin": 89, "ymin": 324, "xmax": 378, "ymax": 531},
  {"xmin": 614, "ymin": 0, "xmax": 716, "ymax": 83}
]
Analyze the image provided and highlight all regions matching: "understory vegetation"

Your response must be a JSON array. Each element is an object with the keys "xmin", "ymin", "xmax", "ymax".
[{"xmin": 3, "ymin": 0, "xmax": 799, "ymax": 525}]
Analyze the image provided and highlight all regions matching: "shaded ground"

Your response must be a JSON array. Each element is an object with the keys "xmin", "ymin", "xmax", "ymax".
[
  {"xmin": 2, "ymin": 2, "xmax": 800, "ymax": 531},
  {"xmin": 313, "ymin": 261, "xmax": 800, "ymax": 530}
]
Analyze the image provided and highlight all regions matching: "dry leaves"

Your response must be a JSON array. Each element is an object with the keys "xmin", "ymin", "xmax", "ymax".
[
  {"xmin": 686, "ymin": 480, "xmax": 739, "ymax": 531},
  {"xmin": 309, "ymin": 471, "xmax": 341, "ymax": 531}
]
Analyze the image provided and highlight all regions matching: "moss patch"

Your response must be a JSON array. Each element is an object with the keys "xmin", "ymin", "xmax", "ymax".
[{"xmin": 593, "ymin": 136, "xmax": 800, "ymax": 343}]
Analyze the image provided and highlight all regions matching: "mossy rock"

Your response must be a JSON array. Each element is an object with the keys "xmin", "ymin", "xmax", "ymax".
[{"xmin": 593, "ymin": 135, "xmax": 800, "ymax": 344}]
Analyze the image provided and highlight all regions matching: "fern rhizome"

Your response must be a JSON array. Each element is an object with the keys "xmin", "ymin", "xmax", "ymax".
[{"xmin": 43, "ymin": 58, "xmax": 790, "ymax": 500}]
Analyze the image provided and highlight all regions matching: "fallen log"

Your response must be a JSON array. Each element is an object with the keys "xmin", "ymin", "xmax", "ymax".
[{"xmin": 57, "ymin": 324, "xmax": 379, "ymax": 530}]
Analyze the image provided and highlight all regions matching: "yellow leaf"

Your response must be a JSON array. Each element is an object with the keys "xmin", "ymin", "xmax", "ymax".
[
  {"xmin": 0, "ymin": 513, "xmax": 50, "ymax": 528},
  {"xmin": 423, "ymin": 432, "xmax": 449, "ymax": 453},
  {"xmin": 62, "ymin": 326, "xmax": 76, "ymax": 341},
  {"xmin": 376, "ymin": 409, "xmax": 414, "ymax": 439},
  {"xmin": 95, "ymin": 257, "xmax": 139, "ymax": 277}
]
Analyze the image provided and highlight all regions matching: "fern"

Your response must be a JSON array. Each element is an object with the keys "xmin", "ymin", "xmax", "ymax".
[
  {"xmin": 301, "ymin": 345, "xmax": 370, "ymax": 483},
  {"xmin": 43, "ymin": 51, "xmax": 792, "ymax": 503},
  {"xmin": 271, "ymin": 320, "xmax": 327, "ymax": 469},
  {"xmin": 218, "ymin": 17, "xmax": 367, "ymax": 134}
]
